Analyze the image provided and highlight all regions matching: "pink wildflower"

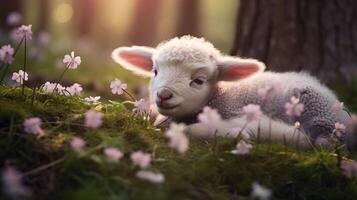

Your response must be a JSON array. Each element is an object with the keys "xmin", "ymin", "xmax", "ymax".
[
  {"xmin": 70, "ymin": 137, "xmax": 86, "ymax": 152},
  {"xmin": 42, "ymin": 82, "xmax": 66, "ymax": 94},
  {"xmin": 0, "ymin": 45, "xmax": 14, "ymax": 64},
  {"xmin": 165, "ymin": 123, "xmax": 189, "ymax": 154},
  {"xmin": 2, "ymin": 167, "xmax": 31, "ymax": 197},
  {"xmin": 229, "ymin": 127, "xmax": 250, "ymax": 140},
  {"xmin": 23, "ymin": 117, "xmax": 45, "ymax": 137},
  {"xmin": 11, "ymin": 70, "xmax": 28, "ymax": 85},
  {"xmin": 133, "ymin": 99, "xmax": 150, "ymax": 115},
  {"xmin": 334, "ymin": 122, "xmax": 346, "ymax": 138},
  {"xmin": 66, "ymin": 83, "xmax": 83, "ymax": 96},
  {"xmin": 130, "ymin": 151, "xmax": 151, "ymax": 169},
  {"xmin": 42, "ymin": 82, "xmax": 56, "ymax": 93},
  {"xmin": 84, "ymin": 110, "xmax": 103, "ymax": 129},
  {"xmin": 136, "ymin": 170, "xmax": 165, "ymax": 184},
  {"xmin": 242, "ymin": 104, "xmax": 262, "ymax": 123},
  {"xmin": 63, "ymin": 51, "xmax": 81, "ymax": 69},
  {"xmin": 6, "ymin": 12, "xmax": 22, "ymax": 26},
  {"xmin": 284, "ymin": 96, "xmax": 304, "ymax": 117},
  {"xmin": 198, "ymin": 106, "xmax": 223, "ymax": 130},
  {"xmin": 104, "ymin": 147, "xmax": 124, "ymax": 163},
  {"xmin": 15, "ymin": 24, "xmax": 33, "ymax": 40},
  {"xmin": 110, "ymin": 78, "xmax": 127, "ymax": 95},
  {"xmin": 231, "ymin": 140, "xmax": 253, "ymax": 155}
]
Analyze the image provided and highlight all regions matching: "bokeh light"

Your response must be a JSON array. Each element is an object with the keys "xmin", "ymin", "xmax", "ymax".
[{"xmin": 53, "ymin": 3, "xmax": 73, "ymax": 23}]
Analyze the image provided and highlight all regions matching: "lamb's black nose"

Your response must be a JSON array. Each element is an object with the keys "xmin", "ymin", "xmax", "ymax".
[{"xmin": 157, "ymin": 88, "xmax": 173, "ymax": 101}]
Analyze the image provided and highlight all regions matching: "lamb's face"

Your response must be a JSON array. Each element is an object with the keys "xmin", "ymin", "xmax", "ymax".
[
  {"xmin": 151, "ymin": 60, "xmax": 217, "ymax": 118},
  {"xmin": 112, "ymin": 35, "xmax": 266, "ymax": 119}
]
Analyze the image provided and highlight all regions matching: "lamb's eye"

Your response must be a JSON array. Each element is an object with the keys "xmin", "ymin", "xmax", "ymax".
[
  {"xmin": 154, "ymin": 69, "xmax": 158, "ymax": 76},
  {"xmin": 194, "ymin": 78, "xmax": 204, "ymax": 85},
  {"xmin": 190, "ymin": 77, "xmax": 205, "ymax": 87}
]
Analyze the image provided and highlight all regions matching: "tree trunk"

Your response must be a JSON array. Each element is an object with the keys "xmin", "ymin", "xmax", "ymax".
[
  {"xmin": 231, "ymin": 0, "xmax": 357, "ymax": 83},
  {"xmin": 129, "ymin": 0, "xmax": 161, "ymax": 46},
  {"xmin": 74, "ymin": 0, "xmax": 97, "ymax": 36},
  {"xmin": 38, "ymin": 0, "xmax": 49, "ymax": 31},
  {"xmin": 176, "ymin": 0, "xmax": 200, "ymax": 37}
]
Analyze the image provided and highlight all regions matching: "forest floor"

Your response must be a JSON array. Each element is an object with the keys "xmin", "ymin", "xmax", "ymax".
[{"xmin": 1, "ymin": 85, "xmax": 357, "ymax": 200}]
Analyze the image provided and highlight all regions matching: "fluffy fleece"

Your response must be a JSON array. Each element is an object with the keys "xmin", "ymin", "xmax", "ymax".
[
  {"xmin": 207, "ymin": 72, "xmax": 349, "ymax": 139},
  {"xmin": 112, "ymin": 35, "xmax": 353, "ymax": 150}
]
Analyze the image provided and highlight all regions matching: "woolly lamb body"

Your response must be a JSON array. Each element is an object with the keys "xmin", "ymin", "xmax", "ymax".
[
  {"xmin": 112, "ymin": 35, "xmax": 352, "ymax": 149},
  {"xmin": 206, "ymin": 71, "xmax": 349, "ymax": 140}
]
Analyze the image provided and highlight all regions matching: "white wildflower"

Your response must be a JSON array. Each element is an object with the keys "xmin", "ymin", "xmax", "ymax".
[
  {"xmin": 136, "ymin": 170, "xmax": 164, "ymax": 184},
  {"xmin": 251, "ymin": 182, "xmax": 272, "ymax": 200},
  {"xmin": 231, "ymin": 140, "xmax": 253, "ymax": 155}
]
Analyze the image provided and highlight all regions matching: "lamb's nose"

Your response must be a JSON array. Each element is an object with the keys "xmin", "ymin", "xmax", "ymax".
[{"xmin": 157, "ymin": 88, "xmax": 173, "ymax": 101}]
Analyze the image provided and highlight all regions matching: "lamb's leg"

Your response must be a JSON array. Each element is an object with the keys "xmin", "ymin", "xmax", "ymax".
[
  {"xmin": 307, "ymin": 116, "xmax": 355, "ymax": 150},
  {"xmin": 295, "ymin": 87, "xmax": 350, "ymax": 146},
  {"xmin": 302, "ymin": 116, "xmax": 335, "ymax": 140},
  {"xmin": 187, "ymin": 115, "xmax": 312, "ymax": 149}
]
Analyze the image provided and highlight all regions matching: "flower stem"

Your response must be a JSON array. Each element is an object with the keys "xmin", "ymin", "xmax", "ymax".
[
  {"xmin": 236, "ymin": 122, "xmax": 248, "ymax": 141},
  {"xmin": 52, "ymin": 66, "xmax": 69, "ymax": 94},
  {"xmin": 31, "ymin": 85, "xmax": 37, "ymax": 107},
  {"xmin": 0, "ymin": 37, "xmax": 24, "ymax": 83},
  {"xmin": 213, "ymin": 130, "xmax": 218, "ymax": 152},
  {"xmin": 123, "ymin": 89, "xmax": 136, "ymax": 102},
  {"xmin": 21, "ymin": 37, "xmax": 27, "ymax": 97},
  {"xmin": 23, "ymin": 157, "xmax": 66, "ymax": 177},
  {"xmin": 300, "ymin": 129, "xmax": 317, "ymax": 152}
]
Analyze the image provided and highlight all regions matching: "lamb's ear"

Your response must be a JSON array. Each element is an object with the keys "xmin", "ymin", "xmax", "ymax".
[
  {"xmin": 111, "ymin": 46, "xmax": 155, "ymax": 77},
  {"xmin": 217, "ymin": 56, "xmax": 266, "ymax": 81}
]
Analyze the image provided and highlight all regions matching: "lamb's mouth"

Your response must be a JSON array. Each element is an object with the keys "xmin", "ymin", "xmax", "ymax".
[{"xmin": 157, "ymin": 103, "xmax": 180, "ymax": 110}]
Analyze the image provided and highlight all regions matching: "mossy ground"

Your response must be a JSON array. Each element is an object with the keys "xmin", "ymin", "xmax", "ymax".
[{"xmin": 1, "ymin": 85, "xmax": 357, "ymax": 200}]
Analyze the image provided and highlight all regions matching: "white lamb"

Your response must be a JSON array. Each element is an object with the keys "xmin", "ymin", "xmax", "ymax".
[{"xmin": 111, "ymin": 35, "xmax": 352, "ymax": 150}]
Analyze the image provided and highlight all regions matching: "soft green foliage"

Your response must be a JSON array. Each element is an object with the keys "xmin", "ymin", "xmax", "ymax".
[{"xmin": 0, "ymin": 86, "xmax": 357, "ymax": 200}]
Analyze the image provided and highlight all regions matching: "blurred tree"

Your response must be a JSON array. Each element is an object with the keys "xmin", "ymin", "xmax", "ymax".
[
  {"xmin": 0, "ymin": 0, "xmax": 21, "ymax": 30},
  {"xmin": 74, "ymin": 0, "xmax": 97, "ymax": 36},
  {"xmin": 176, "ymin": 0, "xmax": 200, "ymax": 37},
  {"xmin": 129, "ymin": 0, "xmax": 160, "ymax": 46},
  {"xmin": 230, "ymin": 0, "xmax": 357, "ymax": 83},
  {"xmin": 38, "ymin": 0, "xmax": 49, "ymax": 31}
]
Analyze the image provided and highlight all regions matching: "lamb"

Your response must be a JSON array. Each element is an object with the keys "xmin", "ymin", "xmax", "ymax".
[{"xmin": 111, "ymin": 35, "xmax": 352, "ymax": 150}]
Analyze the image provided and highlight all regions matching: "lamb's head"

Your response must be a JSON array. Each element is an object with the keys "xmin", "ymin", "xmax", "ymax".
[{"xmin": 112, "ymin": 36, "xmax": 265, "ymax": 119}]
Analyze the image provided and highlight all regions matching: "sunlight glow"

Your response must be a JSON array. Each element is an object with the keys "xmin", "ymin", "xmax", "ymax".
[{"xmin": 53, "ymin": 3, "xmax": 73, "ymax": 24}]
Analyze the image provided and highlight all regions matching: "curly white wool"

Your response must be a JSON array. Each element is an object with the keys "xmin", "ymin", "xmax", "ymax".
[{"xmin": 154, "ymin": 35, "xmax": 221, "ymax": 66}]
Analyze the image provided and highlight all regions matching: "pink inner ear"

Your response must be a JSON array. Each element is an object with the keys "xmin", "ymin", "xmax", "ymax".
[
  {"xmin": 119, "ymin": 52, "xmax": 153, "ymax": 71},
  {"xmin": 220, "ymin": 64, "xmax": 260, "ymax": 81}
]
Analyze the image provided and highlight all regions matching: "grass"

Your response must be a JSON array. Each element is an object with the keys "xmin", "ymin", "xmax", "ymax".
[{"xmin": 1, "ymin": 85, "xmax": 357, "ymax": 200}]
